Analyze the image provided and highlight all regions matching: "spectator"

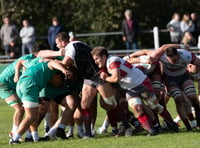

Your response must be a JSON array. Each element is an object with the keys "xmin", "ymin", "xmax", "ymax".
[
  {"xmin": 0, "ymin": 15, "xmax": 18, "ymax": 55},
  {"xmin": 122, "ymin": 9, "xmax": 139, "ymax": 50},
  {"xmin": 181, "ymin": 31, "xmax": 196, "ymax": 46},
  {"xmin": 180, "ymin": 13, "xmax": 195, "ymax": 37},
  {"xmin": 190, "ymin": 12, "xmax": 200, "ymax": 45},
  {"xmin": 8, "ymin": 41, "xmax": 21, "ymax": 58},
  {"xmin": 19, "ymin": 19, "xmax": 36, "ymax": 55},
  {"xmin": 48, "ymin": 17, "xmax": 63, "ymax": 51},
  {"xmin": 167, "ymin": 12, "xmax": 182, "ymax": 43}
]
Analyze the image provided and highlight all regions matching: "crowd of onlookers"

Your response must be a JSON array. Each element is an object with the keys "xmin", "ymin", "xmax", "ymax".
[
  {"xmin": 167, "ymin": 12, "xmax": 200, "ymax": 47},
  {"xmin": 0, "ymin": 12, "xmax": 200, "ymax": 59},
  {"xmin": 0, "ymin": 16, "xmax": 63, "ymax": 59}
]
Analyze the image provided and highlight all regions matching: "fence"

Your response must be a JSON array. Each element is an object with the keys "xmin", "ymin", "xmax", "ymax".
[{"xmin": 0, "ymin": 27, "xmax": 199, "ymax": 63}]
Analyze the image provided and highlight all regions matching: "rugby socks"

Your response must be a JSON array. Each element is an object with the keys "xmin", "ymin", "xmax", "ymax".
[
  {"xmin": 77, "ymin": 125, "xmax": 84, "ymax": 134},
  {"xmin": 107, "ymin": 109, "xmax": 117, "ymax": 127},
  {"xmin": 91, "ymin": 123, "xmax": 95, "ymax": 135},
  {"xmin": 58, "ymin": 123, "xmax": 66, "ymax": 129},
  {"xmin": 26, "ymin": 130, "xmax": 32, "ymax": 138},
  {"xmin": 159, "ymin": 108, "xmax": 174, "ymax": 124},
  {"xmin": 44, "ymin": 113, "xmax": 51, "ymax": 129},
  {"xmin": 111, "ymin": 105, "xmax": 131, "ymax": 129},
  {"xmin": 193, "ymin": 104, "xmax": 200, "ymax": 127},
  {"xmin": 12, "ymin": 125, "xmax": 18, "ymax": 134},
  {"xmin": 68, "ymin": 126, "xmax": 74, "ymax": 133},
  {"xmin": 47, "ymin": 127, "xmax": 57, "ymax": 137},
  {"xmin": 182, "ymin": 118, "xmax": 192, "ymax": 131},
  {"xmin": 82, "ymin": 109, "xmax": 92, "ymax": 136},
  {"xmin": 126, "ymin": 111, "xmax": 136, "ymax": 126},
  {"xmin": 138, "ymin": 113, "xmax": 152, "ymax": 131},
  {"xmin": 188, "ymin": 113, "xmax": 195, "ymax": 121},
  {"xmin": 13, "ymin": 133, "xmax": 21, "ymax": 141},
  {"xmin": 101, "ymin": 117, "xmax": 110, "ymax": 130},
  {"xmin": 173, "ymin": 115, "xmax": 181, "ymax": 123},
  {"xmin": 31, "ymin": 131, "xmax": 39, "ymax": 142}
]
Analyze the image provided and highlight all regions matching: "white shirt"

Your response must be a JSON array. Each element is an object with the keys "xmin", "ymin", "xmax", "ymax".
[
  {"xmin": 160, "ymin": 49, "xmax": 195, "ymax": 76},
  {"xmin": 19, "ymin": 25, "xmax": 35, "ymax": 43},
  {"xmin": 64, "ymin": 41, "xmax": 80, "ymax": 68},
  {"xmin": 106, "ymin": 55, "xmax": 146, "ymax": 90}
]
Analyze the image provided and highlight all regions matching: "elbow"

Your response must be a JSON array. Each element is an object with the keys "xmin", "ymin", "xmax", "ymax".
[
  {"xmin": 113, "ymin": 76, "xmax": 121, "ymax": 83},
  {"xmin": 160, "ymin": 44, "xmax": 168, "ymax": 49}
]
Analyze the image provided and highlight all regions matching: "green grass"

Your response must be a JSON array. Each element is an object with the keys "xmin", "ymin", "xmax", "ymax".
[
  {"xmin": 0, "ymin": 97, "xmax": 200, "ymax": 148},
  {"xmin": 0, "ymin": 64, "xmax": 200, "ymax": 147}
]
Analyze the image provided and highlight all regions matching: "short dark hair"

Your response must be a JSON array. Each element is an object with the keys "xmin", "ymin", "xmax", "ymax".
[
  {"xmin": 55, "ymin": 32, "xmax": 69, "ymax": 42},
  {"xmin": 52, "ymin": 17, "xmax": 58, "ymax": 22},
  {"xmin": 91, "ymin": 46, "xmax": 109, "ymax": 57},
  {"xmin": 32, "ymin": 42, "xmax": 48, "ymax": 53},
  {"xmin": 166, "ymin": 48, "xmax": 178, "ymax": 57}
]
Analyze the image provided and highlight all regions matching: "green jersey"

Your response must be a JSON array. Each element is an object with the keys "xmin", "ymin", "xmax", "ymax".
[
  {"xmin": 0, "ymin": 54, "xmax": 35, "ymax": 90},
  {"xmin": 20, "ymin": 61, "xmax": 56, "ymax": 89},
  {"xmin": 0, "ymin": 54, "xmax": 35, "ymax": 83}
]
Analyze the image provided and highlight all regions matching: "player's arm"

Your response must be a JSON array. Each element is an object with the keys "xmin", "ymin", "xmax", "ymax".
[
  {"xmin": 62, "ymin": 55, "xmax": 74, "ymax": 67},
  {"xmin": 48, "ymin": 60, "xmax": 72, "ymax": 78},
  {"xmin": 102, "ymin": 68, "xmax": 121, "ymax": 83},
  {"xmin": 126, "ymin": 57, "xmax": 141, "ymax": 64},
  {"xmin": 14, "ymin": 60, "xmax": 26, "ymax": 82},
  {"xmin": 150, "ymin": 44, "xmax": 185, "ymax": 62},
  {"xmin": 129, "ymin": 49, "xmax": 153, "ymax": 58},
  {"xmin": 37, "ymin": 48, "xmax": 65, "ymax": 58}
]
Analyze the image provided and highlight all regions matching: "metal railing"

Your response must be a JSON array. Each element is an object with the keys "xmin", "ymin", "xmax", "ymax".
[{"xmin": 1, "ymin": 27, "xmax": 200, "ymax": 63}]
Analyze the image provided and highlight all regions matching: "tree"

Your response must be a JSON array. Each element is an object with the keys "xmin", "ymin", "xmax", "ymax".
[{"xmin": 0, "ymin": 0, "xmax": 200, "ymax": 50}]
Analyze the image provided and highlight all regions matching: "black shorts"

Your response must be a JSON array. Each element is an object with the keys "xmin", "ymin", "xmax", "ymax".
[
  {"xmin": 84, "ymin": 73, "xmax": 105, "ymax": 88},
  {"xmin": 164, "ymin": 72, "xmax": 191, "ymax": 89},
  {"xmin": 52, "ymin": 92, "xmax": 72, "ymax": 104},
  {"xmin": 39, "ymin": 97, "xmax": 50, "ymax": 102}
]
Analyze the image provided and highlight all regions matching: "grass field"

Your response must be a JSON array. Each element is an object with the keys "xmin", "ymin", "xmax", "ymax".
[{"xmin": 0, "ymin": 64, "xmax": 200, "ymax": 148}]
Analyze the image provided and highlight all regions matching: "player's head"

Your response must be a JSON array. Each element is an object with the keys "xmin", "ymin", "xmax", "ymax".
[
  {"xmin": 50, "ymin": 71, "xmax": 65, "ymax": 87},
  {"xmin": 55, "ymin": 32, "xmax": 70, "ymax": 49},
  {"xmin": 166, "ymin": 48, "xmax": 179, "ymax": 64},
  {"xmin": 32, "ymin": 42, "xmax": 48, "ymax": 53},
  {"xmin": 91, "ymin": 46, "xmax": 108, "ymax": 68}
]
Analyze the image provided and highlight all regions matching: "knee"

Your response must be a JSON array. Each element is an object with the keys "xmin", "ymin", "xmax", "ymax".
[
  {"xmin": 132, "ymin": 104, "xmax": 144, "ymax": 118},
  {"xmin": 26, "ymin": 113, "xmax": 37, "ymax": 122},
  {"xmin": 68, "ymin": 101, "xmax": 77, "ymax": 111},
  {"xmin": 73, "ymin": 111, "xmax": 82, "ymax": 120},
  {"xmin": 15, "ymin": 105, "xmax": 24, "ymax": 114},
  {"xmin": 81, "ymin": 100, "xmax": 90, "ymax": 109}
]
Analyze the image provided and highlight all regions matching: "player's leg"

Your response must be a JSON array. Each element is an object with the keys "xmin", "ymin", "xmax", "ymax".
[{"xmin": 81, "ymin": 83, "xmax": 97, "ymax": 137}]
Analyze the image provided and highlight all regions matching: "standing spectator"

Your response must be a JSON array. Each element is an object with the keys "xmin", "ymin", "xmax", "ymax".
[
  {"xmin": 0, "ymin": 15, "xmax": 18, "ymax": 55},
  {"xmin": 180, "ymin": 13, "xmax": 195, "ymax": 37},
  {"xmin": 181, "ymin": 31, "xmax": 196, "ymax": 46},
  {"xmin": 166, "ymin": 12, "xmax": 182, "ymax": 43},
  {"xmin": 122, "ymin": 9, "xmax": 139, "ymax": 50},
  {"xmin": 19, "ymin": 19, "xmax": 35, "ymax": 56},
  {"xmin": 190, "ymin": 12, "xmax": 200, "ymax": 45},
  {"xmin": 48, "ymin": 17, "xmax": 63, "ymax": 51}
]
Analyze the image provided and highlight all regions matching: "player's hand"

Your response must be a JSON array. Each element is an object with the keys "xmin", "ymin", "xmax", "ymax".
[
  {"xmin": 63, "ymin": 69, "xmax": 73, "ymax": 80},
  {"xmin": 100, "ymin": 72, "xmax": 108, "ymax": 81},
  {"xmin": 13, "ymin": 75, "xmax": 19, "ymax": 83}
]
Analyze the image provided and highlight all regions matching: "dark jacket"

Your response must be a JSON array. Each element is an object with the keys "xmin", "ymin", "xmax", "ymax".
[
  {"xmin": 122, "ymin": 17, "xmax": 139, "ymax": 42},
  {"xmin": 48, "ymin": 25, "xmax": 63, "ymax": 50}
]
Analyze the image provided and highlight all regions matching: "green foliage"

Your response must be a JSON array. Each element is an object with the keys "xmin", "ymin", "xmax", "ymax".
[{"xmin": 0, "ymin": 0, "xmax": 200, "ymax": 49}]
